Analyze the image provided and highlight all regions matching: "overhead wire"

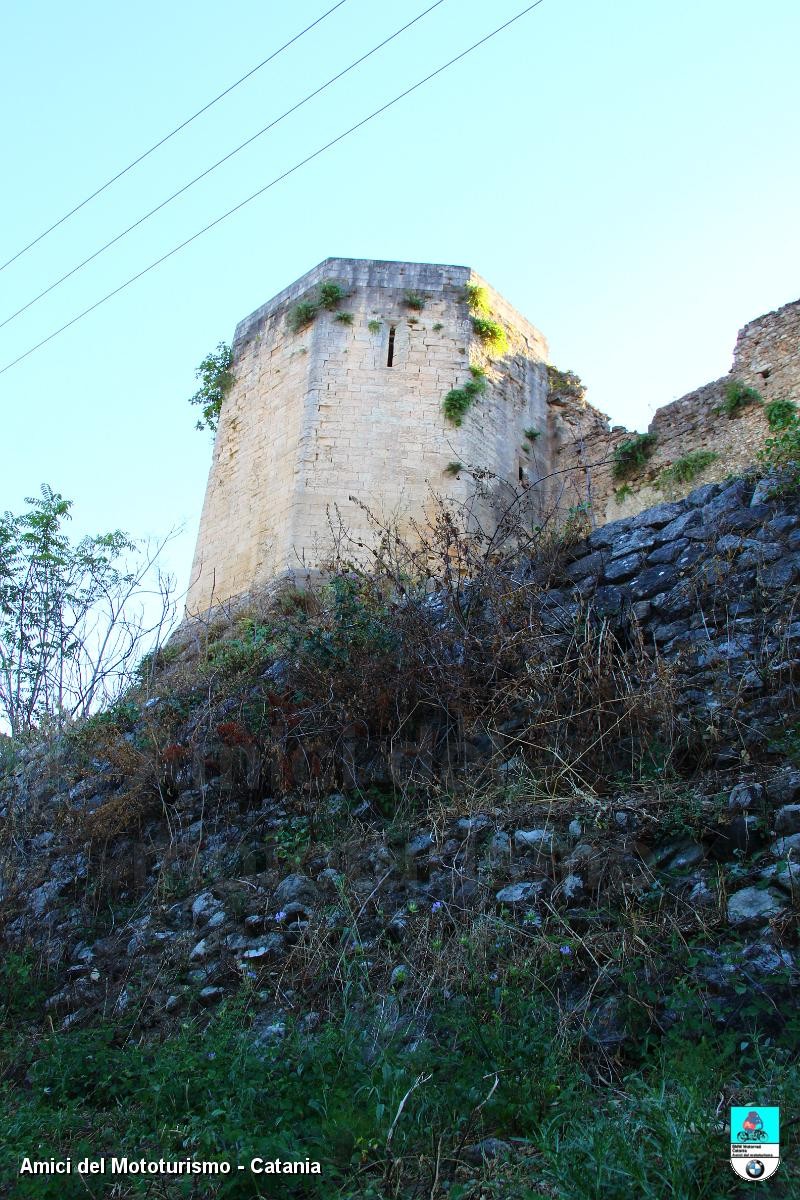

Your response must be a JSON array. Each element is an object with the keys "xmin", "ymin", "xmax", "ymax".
[
  {"xmin": 0, "ymin": 0, "xmax": 546, "ymax": 379},
  {"xmin": 0, "ymin": 0, "xmax": 449, "ymax": 332},
  {"xmin": 0, "ymin": 0, "xmax": 349, "ymax": 275}
]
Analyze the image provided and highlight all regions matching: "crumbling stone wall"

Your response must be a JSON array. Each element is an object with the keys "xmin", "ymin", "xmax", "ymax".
[
  {"xmin": 573, "ymin": 298, "xmax": 800, "ymax": 524},
  {"xmin": 187, "ymin": 259, "xmax": 550, "ymax": 614}
]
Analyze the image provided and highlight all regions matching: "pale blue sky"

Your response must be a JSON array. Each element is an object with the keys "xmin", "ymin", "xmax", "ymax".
[{"xmin": 1, "ymin": 0, "xmax": 798, "ymax": 597}]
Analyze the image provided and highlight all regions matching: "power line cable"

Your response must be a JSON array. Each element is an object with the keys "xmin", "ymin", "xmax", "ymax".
[
  {"xmin": 0, "ymin": 0, "xmax": 546, "ymax": 379},
  {"xmin": 0, "ymin": 0, "xmax": 349, "ymax": 276},
  {"xmin": 0, "ymin": 0, "xmax": 448, "ymax": 332}
]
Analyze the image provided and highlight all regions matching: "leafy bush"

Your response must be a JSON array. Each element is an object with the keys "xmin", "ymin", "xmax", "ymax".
[
  {"xmin": 287, "ymin": 300, "xmax": 318, "ymax": 332},
  {"xmin": 758, "ymin": 399, "xmax": 800, "ymax": 489},
  {"xmin": 334, "ymin": 311, "xmax": 353, "ymax": 325},
  {"xmin": 432, "ymin": 321, "xmax": 444, "ymax": 332},
  {"xmin": 613, "ymin": 433, "xmax": 657, "ymax": 480},
  {"xmin": 188, "ymin": 342, "xmax": 234, "ymax": 433},
  {"xmin": 443, "ymin": 365, "xmax": 488, "ymax": 425},
  {"xmin": 403, "ymin": 291, "xmax": 425, "ymax": 311},
  {"xmin": 318, "ymin": 281, "xmax": 346, "ymax": 310},
  {"xmin": 524, "ymin": 427, "xmax": 541, "ymax": 442},
  {"xmin": 656, "ymin": 450, "xmax": 717, "ymax": 490},
  {"xmin": 720, "ymin": 378, "xmax": 762, "ymax": 417},
  {"xmin": 464, "ymin": 282, "xmax": 490, "ymax": 314},
  {"xmin": 470, "ymin": 315, "xmax": 508, "ymax": 355},
  {"xmin": 614, "ymin": 483, "xmax": 633, "ymax": 504},
  {"xmin": 444, "ymin": 461, "xmax": 463, "ymax": 476},
  {"xmin": 765, "ymin": 397, "xmax": 797, "ymax": 430},
  {"xmin": 288, "ymin": 280, "xmax": 348, "ymax": 332},
  {"xmin": 367, "ymin": 319, "xmax": 381, "ymax": 333}
]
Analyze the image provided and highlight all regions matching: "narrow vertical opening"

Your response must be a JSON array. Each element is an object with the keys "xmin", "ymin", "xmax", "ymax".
[{"xmin": 387, "ymin": 325, "xmax": 396, "ymax": 367}]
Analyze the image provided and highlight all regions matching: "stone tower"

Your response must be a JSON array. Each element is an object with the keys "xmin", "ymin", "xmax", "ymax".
[{"xmin": 186, "ymin": 257, "xmax": 553, "ymax": 613}]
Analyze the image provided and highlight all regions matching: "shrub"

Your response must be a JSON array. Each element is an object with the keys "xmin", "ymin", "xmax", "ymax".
[
  {"xmin": 471, "ymin": 315, "xmax": 508, "ymax": 355},
  {"xmin": 613, "ymin": 433, "xmax": 657, "ymax": 480},
  {"xmin": 614, "ymin": 483, "xmax": 633, "ymax": 504},
  {"xmin": 318, "ymin": 281, "xmax": 347, "ymax": 310},
  {"xmin": 442, "ymin": 388, "xmax": 470, "ymax": 426},
  {"xmin": 442, "ymin": 365, "xmax": 488, "ymax": 426},
  {"xmin": 288, "ymin": 300, "xmax": 318, "ymax": 332},
  {"xmin": 288, "ymin": 280, "xmax": 347, "ymax": 333},
  {"xmin": 656, "ymin": 450, "xmax": 717, "ymax": 490},
  {"xmin": 524, "ymin": 427, "xmax": 541, "ymax": 442},
  {"xmin": 464, "ymin": 282, "xmax": 490, "ymax": 314},
  {"xmin": 188, "ymin": 342, "xmax": 234, "ymax": 433},
  {"xmin": 432, "ymin": 322, "xmax": 444, "ymax": 332},
  {"xmin": 758, "ymin": 401, "xmax": 800, "ymax": 489},
  {"xmin": 765, "ymin": 397, "xmax": 796, "ymax": 430},
  {"xmin": 720, "ymin": 379, "xmax": 761, "ymax": 417},
  {"xmin": 403, "ymin": 291, "xmax": 425, "ymax": 311},
  {"xmin": 444, "ymin": 461, "xmax": 463, "ymax": 476},
  {"xmin": 367, "ymin": 319, "xmax": 382, "ymax": 334},
  {"xmin": 334, "ymin": 311, "xmax": 354, "ymax": 325}
]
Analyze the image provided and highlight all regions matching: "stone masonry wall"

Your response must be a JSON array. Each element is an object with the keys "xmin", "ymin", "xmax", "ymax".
[
  {"xmin": 563, "ymin": 298, "xmax": 800, "ymax": 525},
  {"xmin": 187, "ymin": 259, "xmax": 550, "ymax": 614}
]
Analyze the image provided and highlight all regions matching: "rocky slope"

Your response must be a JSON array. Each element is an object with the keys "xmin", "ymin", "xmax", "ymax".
[{"xmin": 1, "ymin": 473, "xmax": 800, "ymax": 1197}]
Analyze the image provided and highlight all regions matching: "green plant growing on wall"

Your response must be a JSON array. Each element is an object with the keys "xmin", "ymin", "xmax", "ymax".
[
  {"xmin": 335, "ymin": 311, "xmax": 354, "ymax": 325},
  {"xmin": 188, "ymin": 342, "xmax": 234, "ymax": 433},
  {"xmin": 613, "ymin": 433, "xmax": 657, "ymax": 480},
  {"xmin": 318, "ymin": 281, "xmax": 347, "ymax": 310},
  {"xmin": 656, "ymin": 450, "xmax": 718, "ymax": 490},
  {"xmin": 288, "ymin": 280, "xmax": 348, "ymax": 333},
  {"xmin": 464, "ymin": 283, "xmax": 490, "ymax": 314},
  {"xmin": 524, "ymin": 427, "xmax": 541, "ymax": 442},
  {"xmin": 765, "ymin": 398, "xmax": 797, "ymax": 430},
  {"xmin": 432, "ymin": 322, "xmax": 444, "ymax": 332},
  {"xmin": 470, "ymin": 315, "xmax": 508, "ymax": 356},
  {"xmin": 288, "ymin": 300, "xmax": 318, "ymax": 333},
  {"xmin": 367, "ymin": 319, "xmax": 382, "ymax": 334},
  {"xmin": 403, "ymin": 291, "xmax": 425, "ymax": 311},
  {"xmin": 444, "ymin": 461, "xmax": 463, "ymax": 476},
  {"xmin": 614, "ymin": 483, "xmax": 633, "ymax": 504},
  {"xmin": 442, "ymin": 365, "xmax": 488, "ymax": 426},
  {"xmin": 719, "ymin": 379, "xmax": 762, "ymax": 417},
  {"xmin": 758, "ymin": 399, "xmax": 800, "ymax": 489}
]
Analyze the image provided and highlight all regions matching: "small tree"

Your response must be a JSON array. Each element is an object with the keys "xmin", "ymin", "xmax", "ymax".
[
  {"xmin": 0, "ymin": 486, "xmax": 176, "ymax": 737},
  {"xmin": 188, "ymin": 342, "xmax": 234, "ymax": 434}
]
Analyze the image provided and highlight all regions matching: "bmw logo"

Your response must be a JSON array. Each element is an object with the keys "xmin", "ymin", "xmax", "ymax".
[{"xmin": 746, "ymin": 1160, "xmax": 766, "ymax": 1179}]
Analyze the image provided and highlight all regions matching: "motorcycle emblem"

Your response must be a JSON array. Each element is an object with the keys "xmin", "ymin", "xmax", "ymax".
[{"xmin": 730, "ymin": 1106, "xmax": 780, "ymax": 1181}]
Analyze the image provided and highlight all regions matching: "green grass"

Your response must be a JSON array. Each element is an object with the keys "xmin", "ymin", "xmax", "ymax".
[
  {"xmin": 2, "ymin": 974, "xmax": 798, "ymax": 1199},
  {"xmin": 656, "ymin": 450, "xmax": 717, "ymax": 490}
]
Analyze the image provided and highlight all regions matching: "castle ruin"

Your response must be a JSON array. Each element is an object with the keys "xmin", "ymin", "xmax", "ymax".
[
  {"xmin": 187, "ymin": 258, "xmax": 557, "ymax": 613},
  {"xmin": 186, "ymin": 257, "xmax": 800, "ymax": 615}
]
